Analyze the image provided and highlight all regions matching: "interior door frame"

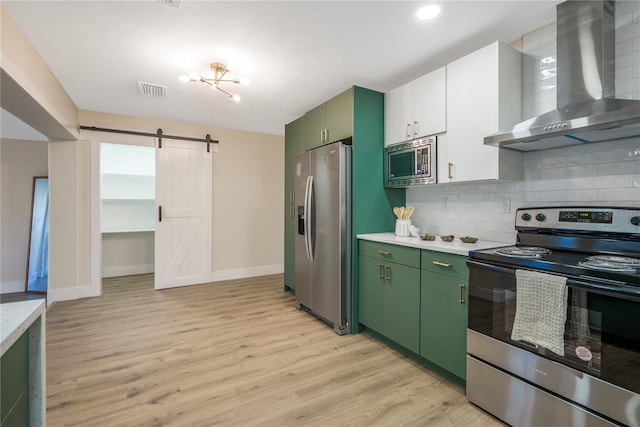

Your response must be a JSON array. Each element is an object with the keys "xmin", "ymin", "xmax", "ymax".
[{"xmin": 88, "ymin": 135, "xmax": 156, "ymax": 297}]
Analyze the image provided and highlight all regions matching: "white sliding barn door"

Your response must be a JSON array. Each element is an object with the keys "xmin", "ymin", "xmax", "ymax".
[{"xmin": 155, "ymin": 139, "xmax": 212, "ymax": 289}]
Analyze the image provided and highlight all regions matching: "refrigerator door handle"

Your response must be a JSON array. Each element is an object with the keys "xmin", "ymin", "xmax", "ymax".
[
  {"xmin": 307, "ymin": 175, "xmax": 315, "ymax": 262},
  {"xmin": 303, "ymin": 175, "xmax": 312, "ymax": 261}
]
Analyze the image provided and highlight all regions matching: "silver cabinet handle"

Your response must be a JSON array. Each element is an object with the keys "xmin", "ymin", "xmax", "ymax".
[
  {"xmin": 448, "ymin": 162, "xmax": 454, "ymax": 179},
  {"xmin": 320, "ymin": 129, "xmax": 324, "ymax": 143},
  {"xmin": 406, "ymin": 123, "xmax": 412, "ymax": 138},
  {"xmin": 432, "ymin": 261, "xmax": 452, "ymax": 268},
  {"xmin": 459, "ymin": 284, "xmax": 465, "ymax": 304},
  {"xmin": 378, "ymin": 264, "xmax": 384, "ymax": 279},
  {"xmin": 377, "ymin": 250, "xmax": 391, "ymax": 256},
  {"xmin": 413, "ymin": 121, "xmax": 419, "ymax": 136},
  {"xmin": 325, "ymin": 128, "xmax": 329, "ymax": 143},
  {"xmin": 385, "ymin": 265, "xmax": 391, "ymax": 281}
]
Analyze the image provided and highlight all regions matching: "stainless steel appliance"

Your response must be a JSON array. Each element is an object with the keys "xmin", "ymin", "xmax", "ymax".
[
  {"xmin": 485, "ymin": 1, "xmax": 640, "ymax": 151},
  {"xmin": 295, "ymin": 141, "xmax": 351, "ymax": 335},
  {"xmin": 467, "ymin": 206, "xmax": 640, "ymax": 426},
  {"xmin": 384, "ymin": 136, "xmax": 436, "ymax": 188}
]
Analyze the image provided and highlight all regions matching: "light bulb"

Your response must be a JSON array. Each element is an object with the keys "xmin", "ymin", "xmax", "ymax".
[
  {"xmin": 240, "ymin": 78, "xmax": 251, "ymax": 86},
  {"xmin": 416, "ymin": 5, "xmax": 440, "ymax": 20},
  {"xmin": 188, "ymin": 72, "xmax": 200, "ymax": 81},
  {"xmin": 232, "ymin": 94, "xmax": 241, "ymax": 102},
  {"xmin": 178, "ymin": 74, "xmax": 190, "ymax": 82}
]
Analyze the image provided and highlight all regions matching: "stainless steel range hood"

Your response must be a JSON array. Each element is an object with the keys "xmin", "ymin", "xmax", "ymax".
[{"xmin": 485, "ymin": 0, "xmax": 640, "ymax": 151}]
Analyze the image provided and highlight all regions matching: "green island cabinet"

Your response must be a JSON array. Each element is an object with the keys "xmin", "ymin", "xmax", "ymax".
[
  {"xmin": 420, "ymin": 250, "xmax": 469, "ymax": 380},
  {"xmin": 358, "ymin": 241, "xmax": 420, "ymax": 353},
  {"xmin": 284, "ymin": 86, "xmax": 405, "ymax": 329},
  {"xmin": 1, "ymin": 331, "xmax": 29, "ymax": 427}
]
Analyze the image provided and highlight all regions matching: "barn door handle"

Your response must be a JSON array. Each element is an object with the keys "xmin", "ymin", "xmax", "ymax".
[{"xmin": 159, "ymin": 205, "xmax": 162, "ymax": 222}]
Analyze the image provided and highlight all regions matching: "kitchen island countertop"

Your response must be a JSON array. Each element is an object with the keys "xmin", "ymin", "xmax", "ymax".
[{"xmin": 357, "ymin": 232, "xmax": 512, "ymax": 256}]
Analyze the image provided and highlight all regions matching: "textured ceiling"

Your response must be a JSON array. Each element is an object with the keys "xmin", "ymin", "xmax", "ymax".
[{"xmin": 2, "ymin": 1, "xmax": 560, "ymax": 136}]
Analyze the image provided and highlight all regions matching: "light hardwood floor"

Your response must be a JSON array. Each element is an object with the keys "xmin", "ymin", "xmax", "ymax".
[{"xmin": 45, "ymin": 274, "xmax": 504, "ymax": 426}]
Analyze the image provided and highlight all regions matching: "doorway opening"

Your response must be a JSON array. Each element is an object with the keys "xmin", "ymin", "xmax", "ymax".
[{"xmin": 100, "ymin": 143, "xmax": 155, "ymax": 280}]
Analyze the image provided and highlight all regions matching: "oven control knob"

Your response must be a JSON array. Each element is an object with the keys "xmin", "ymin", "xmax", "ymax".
[
  {"xmin": 631, "ymin": 216, "xmax": 640, "ymax": 226},
  {"xmin": 535, "ymin": 213, "xmax": 546, "ymax": 222},
  {"xmin": 521, "ymin": 213, "xmax": 531, "ymax": 221}
]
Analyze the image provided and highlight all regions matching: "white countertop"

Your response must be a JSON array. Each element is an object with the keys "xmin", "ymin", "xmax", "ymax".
[
  {"xmin": 357, "ymin": 232, "xmax": 512, "ymax": 256},
  {"xmin": 0, "ymin": 299, "xmax": 46, "ymax": 356}
]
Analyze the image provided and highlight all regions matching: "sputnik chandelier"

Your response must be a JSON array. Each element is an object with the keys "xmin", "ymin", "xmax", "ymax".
[{"xmin": 179, "ymin": 63, "xmax": 247, "ymax": 102}]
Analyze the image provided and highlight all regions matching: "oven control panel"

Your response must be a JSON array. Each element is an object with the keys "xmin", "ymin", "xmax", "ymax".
[
  {"xmin": 516, "ymin": 207, "xmax": 640, "ymax": 233},
  {"xmin": 558, "ymin": 210, "xmax": 613, "ymax": 224}
]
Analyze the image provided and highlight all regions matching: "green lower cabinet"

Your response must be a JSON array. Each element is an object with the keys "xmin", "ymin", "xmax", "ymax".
[
  {"xmin": 420, "ymin": 271, "xmax": 469, "ymax": 380},
  {"xmin": 359, "ymin": 255, "xmax": 420, "ymax": 353},
  {"xmin": 1, "ymin": 331, "xmax": 29, "ymax": 427}
]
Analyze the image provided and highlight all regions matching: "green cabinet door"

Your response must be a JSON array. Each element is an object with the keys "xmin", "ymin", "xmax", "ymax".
[
  {"xmin": 384, "ymin": 261, "xmax": 420, "ymax": 354},
  {"xmin": 305, "ymin": 87, "xmax": 354, "ymax": 150},
  {"xmin": 358, "ymin": 255, "xmax": 385, "ymax": 332},
  {"xmin": 325, "ymin": 87, "xmax": 353, "ymax": 143},
  {"xmin": 1, "ymin": 331, "xmax": 29, "ymax": 427},
  {"xmin": 359, "ymin": 254, "xmax": 420, "ymax": 354},
  {"xmin": 304, "ymin": 104, "xmax": 327, "ymax": 150},
  {"xmin": 284, "ymin": 117, "xmax": 305, "ymax": 291},
  {"xmin": 420, "ymin": 271, "xmax": 468, "ymax": 380}
]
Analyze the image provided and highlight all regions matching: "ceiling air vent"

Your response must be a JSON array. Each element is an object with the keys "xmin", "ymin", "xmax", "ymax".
[{"xmin": 137, "ymin": 81, "xmax": 167, "ymax": 98}]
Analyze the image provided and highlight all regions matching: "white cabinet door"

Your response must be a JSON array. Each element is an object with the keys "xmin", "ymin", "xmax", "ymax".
[
  {"xmin": 441, "ymin": 42, "xmax": 522, "ymax": 183},
  {"xmin": 385, "ymin": 68, "xmax": 447, "ymax": 146},
  {"xmin": 384, "ymin": 81, "xmax": 412, "ymax": 146},
  {"xmin": 412, "ymin": 66, "xmax": 446, "ymax": 139},
  {"xmin": 155, "ymin": 139, "xmax": 212, "ymax": 289}
]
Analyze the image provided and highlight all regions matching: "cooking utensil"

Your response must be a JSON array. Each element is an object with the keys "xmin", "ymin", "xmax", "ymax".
[
  {"xmin": 404, "ymin": 206, "xmax": 414, "ymax": 219},
  {"xmin": 393, "ymin": 207, "xmax": 402, "ymax": 219}
]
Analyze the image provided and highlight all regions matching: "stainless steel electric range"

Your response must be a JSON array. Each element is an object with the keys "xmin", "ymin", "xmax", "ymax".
[{"xmin": 467, "ymin": 206, "xmax": 640, "ymax": 426}]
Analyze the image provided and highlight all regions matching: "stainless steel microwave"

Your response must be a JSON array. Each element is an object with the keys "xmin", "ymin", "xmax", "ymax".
[{"xmin": 384, "ymin": 136, "xmax": 437, "ymax": 188}]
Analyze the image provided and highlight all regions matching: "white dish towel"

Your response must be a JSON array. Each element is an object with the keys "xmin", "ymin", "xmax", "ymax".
[{"xmin": 511, "ymin": 269, "xmax": 568, "ymax": 356}]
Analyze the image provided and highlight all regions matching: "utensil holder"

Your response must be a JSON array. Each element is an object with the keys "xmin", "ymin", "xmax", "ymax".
[{"xmin": 395, "ymin": 219, "xmax": 411, "ymax": 237}]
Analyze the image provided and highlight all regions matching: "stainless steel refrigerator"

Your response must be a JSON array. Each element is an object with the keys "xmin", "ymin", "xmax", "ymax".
[{"xmin": 294, "ymin": 141, "xmax": 351, "ymax": 335}]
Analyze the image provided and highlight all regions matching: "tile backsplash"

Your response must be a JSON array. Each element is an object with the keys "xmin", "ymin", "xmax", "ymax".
[
  {"xmin": 407, "ymin": 138, "xmax": 640, "ymax": 244},
  {"xmin": 406, "ymin": 2, "xmax": 640, "ymax": 245}
]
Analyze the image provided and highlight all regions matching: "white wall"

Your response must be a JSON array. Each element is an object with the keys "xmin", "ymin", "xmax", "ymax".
[
  {"xmin": 0, "ymin": 138, "xmax": 48, "ymax": 293},
  {"xmin": 407, "ymin": 138, "xmax": 640, "ymax": 244}
]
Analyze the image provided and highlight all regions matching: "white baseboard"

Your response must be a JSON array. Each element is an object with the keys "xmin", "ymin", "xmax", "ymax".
[
  {"xmin": 102, "ymin": 263, "xmax": 154, "ymax": 278},
  {"xmin": 48, "ymin": 283, "xmax": 98, "ymax": 304},
  {"xmin": 48, "ymin": 265, "xmax": 284, "ymax": 299},
  {"xmin": 156, "ymin": 264, "xmax": 284, "ymax": 290},
  {"xmin": 209, "ymin": 264, "xmax": 284, "ymax": 282},
  {"xmin": 1, "ymin": 280, "xmax": 26, "ymax": 294}
]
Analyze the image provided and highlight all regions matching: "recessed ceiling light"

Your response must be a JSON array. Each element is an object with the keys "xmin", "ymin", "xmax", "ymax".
[{"xmin": 416, "ymin": 5, "xmax": 440, "ymax": 20}]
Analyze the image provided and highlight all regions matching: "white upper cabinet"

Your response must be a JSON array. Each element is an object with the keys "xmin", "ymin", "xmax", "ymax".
[
  {"xmin": 385, "ymin": 66, "xmax": 446, "ymax": 146},
  {"xmin": 439, "ymin": 41, "xmax": 523, "ymax": 183}
]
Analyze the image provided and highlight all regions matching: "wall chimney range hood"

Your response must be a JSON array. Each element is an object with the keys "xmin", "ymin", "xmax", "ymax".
[{"xmin": 485, "ymin": 0, "xmax": 640, "ymax": 151}]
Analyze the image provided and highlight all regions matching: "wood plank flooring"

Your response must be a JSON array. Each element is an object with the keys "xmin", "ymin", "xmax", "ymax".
[{"xmin": 45, "ymin": 274, "xmax": 504, "ymax": 426}]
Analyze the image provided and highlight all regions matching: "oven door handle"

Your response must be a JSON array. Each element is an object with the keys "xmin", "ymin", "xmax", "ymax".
[{"xmin": 467, "ymin": 260, "xmax": 640, "ymax": 301}]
